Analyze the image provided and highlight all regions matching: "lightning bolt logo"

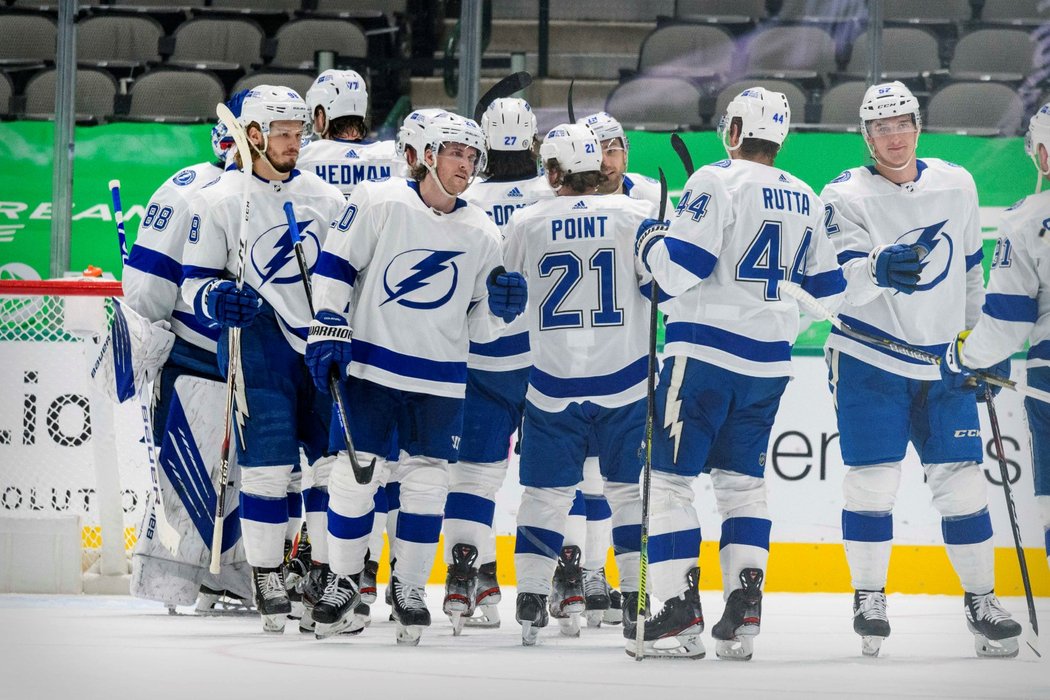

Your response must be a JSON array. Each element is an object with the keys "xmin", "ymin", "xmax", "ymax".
[
  {"xmin": 382, "ymin": 249, "xmax": 464, "ymax": 309},
  {"xmin": 664, "ymin": 358, "xmax": 687, "ymax": 463},
  {"xmin": 252, "ymin": 219, "xmax": 314, "ymax": 286}
]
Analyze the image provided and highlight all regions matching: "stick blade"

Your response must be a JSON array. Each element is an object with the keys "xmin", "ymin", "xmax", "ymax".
[
  {"xmin": 657, "ymin": 168, "xmax": 667, "ymax": 220},
  {"xmin": 216, "ymin": 102, "xmax": 252, "ymax": 175},
  {"xmin": 670, "ymin": 133, "xmax": 694, "ymax": 177},
  {"xmin": 779, "ymin": 281, "xmax": 831, "ymax": 321},
  {"xmin": 567, "ymin": 79, "xmax": 575, "ymax": 123},
  {"xmin": 473, "ymin": 71, "xmax": 533, "ymax": 123}
]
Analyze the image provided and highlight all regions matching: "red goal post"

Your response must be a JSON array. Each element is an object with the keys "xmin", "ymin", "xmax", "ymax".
[{"xmin": 0, "ymin": 277, "xmax": 150, "ymax": 591}]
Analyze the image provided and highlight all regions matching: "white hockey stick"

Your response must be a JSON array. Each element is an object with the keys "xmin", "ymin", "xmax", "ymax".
[
  {"xmin": 109, "ymin": 179, "xmax": 180, "ymax": 557},
  {"xmin": 210, "ymin": 103, "xmax": 253, "ymax": 575},
  {"xmin": 780, "ymin": 281, "xmax": 1050, "ymax": 405}
]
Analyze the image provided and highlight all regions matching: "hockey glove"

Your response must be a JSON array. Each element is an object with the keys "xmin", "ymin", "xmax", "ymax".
[
  {"xmin": 869, "ymin": 244, "xmax": 926, "ymax": 294},
  {"xmin": 305, "ymin": 310, "xmax": 353, "ymax": 394},
  {"xmin": 940, "ymin": 330, "xmax": 1010, "ymax": 400},
  {"xmin": 635, "ymin": 218, "xmax": 669, "ymax": 272},
  {"xmin": 487, "ymin": 266, "xmax": 528, "ymax": 322},
  {"xmin": 204, "ymin": 280, "xmax": 262, "ymax": 328}
]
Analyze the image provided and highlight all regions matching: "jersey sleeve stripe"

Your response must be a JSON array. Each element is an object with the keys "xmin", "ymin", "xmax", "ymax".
[
  {"xmin": 468, "ymin": 331, "xmax": 529, "ymax": 358},
  {"xmin": 529, "ymin": 356, "xmax": 647, "ymax": 399},
  {"xmin": 664, "ymin": 237, "xmax": 718, "ymax": 280},
  {"xmin": 638, "ymin": 281, "xmax": 673, "ymax": 303},
  {"xmin": 982, "ymin": 293, "xmax": 1039, "ymax": 323},
  {"xmin": 352, "ymin": 338, "xmax": 467, "ymax": 384},
  {"xmin": 171, "ymin": 309, "xmax": 221, "ymax": 342},
  {"xmin": 801, "ymin": 269, "xmax": 847, "ymax": 299},
  {"xmin": 127, "ymin": 246, "xmax": 182, "ymax": 284},
  {"xmin": 314, "ymin": 250, "xmax": 358, "ymax": 287},
  {"xmin": 837, "ymin": 250, "xmax": 868, "ymax": 265},
  {"xmin": 834, "ymin": 314, "xmax": 948, "ymax": 364},
  {"xmin": 965, "ymin": 249, "xmax": 983, "ymax": 271},
  {"xmin": 182, "ymin": 264, "xmax": 225, "ymax": 280},
  {"xmin": 665, "ymin": 321, "xmax": 792, "ymax": 363}
]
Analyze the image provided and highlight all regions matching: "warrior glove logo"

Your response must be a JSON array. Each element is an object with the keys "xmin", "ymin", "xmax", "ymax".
[
  {"xmin": 251, "ymin": 218, "xmax": 318, "ymax": 286},
  {"xmin": 382, "ymin": 248, "xmax": 464, "ymax": 309}
]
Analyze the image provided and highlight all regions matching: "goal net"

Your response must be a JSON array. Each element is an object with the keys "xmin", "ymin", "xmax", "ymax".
[{"xmin": 0, "ymin": 277, "xmax": 151, "ymax": 583}]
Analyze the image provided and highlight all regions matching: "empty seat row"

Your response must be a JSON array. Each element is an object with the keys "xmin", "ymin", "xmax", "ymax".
[{"xmin": 675, "ymin": 0, "xmax": 1049, "ymax": 25}]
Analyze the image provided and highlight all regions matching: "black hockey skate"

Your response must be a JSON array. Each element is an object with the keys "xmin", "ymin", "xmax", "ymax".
[
  {"xmin": 964, "ymin": 591, "xmax": 1022, "ymax": 658},
  {"xmin": 712, "ymin": 568, "xmax": 763, "ymax": 661},
  {"xmin": 195, "ymin": 585, "xmax": 254, "ymax": 617},
  {"xmin": 282, "ymin": 532, "xmax": 311, "ymax": 621},
  {"xmin": 606, "ymin": 586, "xmax": 624, "ymax": 625},
  {"xmin": 853, "ymin": 589, "xmax": 890, "ymax": 657},
  {"xmin": 620, "ymin": 590, "xmax": 650, "ymax": 639},
  {"xmin": 360, "ymin": 558, "xmax": 379, "ymax": 605},
  {"xmin": 390, "ymin": 574, "xmax": 431, "ymax": 645},
  {"xmin": 465, "ymin": 561, "xmax": 501, "ymax": 629},
  {"xmin": 443, "ymin": 543, "xmax": 479, "ymax": 636},
  {"xmin": 299, "ymin": 562, "xmax": 332, "ymax": 633},
  {"xmin": 516, "ymin": 592, "xmax": 549, "ymax": 646},
  {"xmin": 550, "ymin": 545, "xmax": 586, "ymax": 637},
  {"xmin": 625, "ymin": 568, "xmax": 705, "ymax": 660},
  {"xmin": 582, "ymin": 567, "xmax": 611, "ymax": 628},
  {"xmin": 312, "ymin": 573, "xmax": 364, "ymax": 639},
  {"xmin": 251, "ymin": 566, "xmax": 291, "ymax": 633}
]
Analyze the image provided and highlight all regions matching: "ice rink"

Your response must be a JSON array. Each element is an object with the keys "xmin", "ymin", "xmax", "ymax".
[{"xmin": 2, "ymin": 589, "xmax": 1046, "ymax": 700}]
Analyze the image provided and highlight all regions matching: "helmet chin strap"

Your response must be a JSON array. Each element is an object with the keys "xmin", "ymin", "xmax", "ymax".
[
  {"xmin": 423, "ymin": 150, "xmax": 476, "ymax": 202},
  {"xmin": 867, "ymin": 135, "xmax": 919, "ymax": 173},
  {"xmin": 721, "ymin": 126, "xmax": 742, "ymax": 157},
  {"xmin": 1031, "ymin": 151, "xmax": 1050, "ymax": 193}
]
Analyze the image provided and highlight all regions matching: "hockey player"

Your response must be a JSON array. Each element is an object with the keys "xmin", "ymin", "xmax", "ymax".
[
  {"xmin": 503, "ymin": 122, "xmax": 654, "ymax": 646},
  {"xmin": 440, "ymin": 97, "xmax": 553, "ymax": 632},
  {"xmin": 298, "ymin": 69, "xmax": 407, "ymax": 196},
  {"xmin": 305, "ymin": 112, "xmax": 527, "ymax": 644},
  {"xmin": 579, "ymin": 111, "xmax": 671, "ymax": 212},
  {"xmin": 180, "ymin": 85, "xmax": 347, "ymax": 633},
  {"xmin": 635, "ymin": 87, "xmax": 845, "ymax": 660},
  {"xmin": 941, "ymin": 104, "xmax": 1050, "ymax": 577},
  {"xmin": 821, "ymin": 81, "xmax": 1021, "ymax": 657}
]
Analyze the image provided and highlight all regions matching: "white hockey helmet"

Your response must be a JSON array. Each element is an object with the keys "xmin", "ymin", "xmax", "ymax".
[
  {"xmin": 482, "ymin": 98, "xmax": 536, "ymax": 152},
  {"xmin": 717, "ymin": 86, "xmax": 790, "ymax": 150},
  {"xmin": 239, "ymin": 85, "xmax": 310, "ymax": 135},
  {"xmin": 396, "ymin": 108, "xmax": 447, "ymax": 162},
  {"xmin": 579, "ymin": 111, "xmax": 628, "ymax": 152},
  {"xmin": 306, "ymin": 69, "xmax": 368, "ymax": 128},
  {"xmin": 1026, "ymin": 102, "xmax": 1050, "ymax": 171},
  {"xmin": 422, "ymin": 112, "xmax": 488, "ymax": 178},
  {"xmin": 859, "ymin": 80, "xmax": 921, "ymax": 137},
  {"xmin": 539, "ymin": 123, "xmax": 602, "ymax": 175}
]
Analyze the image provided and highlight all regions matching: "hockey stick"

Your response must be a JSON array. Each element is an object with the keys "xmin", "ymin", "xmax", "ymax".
[
  {"xmin": 108, "ymin": 179, "xmax": 181, "ymax": 557},
  {"xmin": 567, "ymin": 79, "xmax": 575, "ymax": 123},
  {"xmin": 635, "ymin": 168, "xmax": 668, "ymax": 661},
  {"xmin": 983, "ymin": 387, "xmax": 1041, "ymax": 658},
  {"xmin": 472, "ymin": 71, "xmax": 533, "ymax": 123},
  {"xmin": 779, "ymin": 281, "xmax": 1050, "ymax": 406},
  {"xmin": 210, "ymin": 102, "xmax": 253, "ymax": 575},
  {"xmin": 283, "ymin": 201, "xmax": 375, "ymax": 485},
  {"xmin": 669, "ymin": 133, "xmax": 694, "ymax": 177}
]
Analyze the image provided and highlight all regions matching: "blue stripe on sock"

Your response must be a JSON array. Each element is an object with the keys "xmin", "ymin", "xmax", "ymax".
[
  {"xmin": 328, "ymin": 508, "xmax": 374, "ymax": 541},
  {"xmin": 515, "ymin": 525, "xmax": 563, "ymax": 559},
  {"xmin": 719, "ymin": 517, "xmax": 771, "ymax": 551},
  {"xmin": 396, "ymin": 511, "xmax": 443, "ymax": 544},
  {"xmin": 445, "ymin": 492, "xmax": 496, "ymax": 526},
  {"xmin": 386, "ymin": 482, "xmax": 401, "ymax": 511},
  {"xmin": 584, "ymin": 493, "xmax": 612, "ymax": 520},
  {"xmin": 612, "ymin": 524, "xmax": 641, "ymax": 554},
  {"xmin": 842, "ymin": 510, "xmax": 893, "ymax": 543},
  {"xmin": 304, "ymin": 487, "xmax": 329, "ymax": 513},
  {"xmin": 569, "ymin": 490, "xmax": 586, "ymax": 516},
  {"xmin": 373, "ymin": 486, "xmax": 389, "ymax": 515},
  {"xmin": 240, "ymin": 493, "xmax": 289, "ymax": 525},
  {"xmin": 648, "ymin": 527, "xmax": 701, "ymax": 565},
  {"xmin": 286, "ymin": 492, "xmax": 302, "ymax": 519},
  {"xmin": 942, "ymin": 509, "xmax": 993, "ymax": 545}
]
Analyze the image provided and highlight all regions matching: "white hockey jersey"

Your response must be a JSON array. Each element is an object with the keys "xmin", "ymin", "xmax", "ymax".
[
  {"xmin": 180, "ymin": 168, "xmax": 346, "ymax": 354},
  {"xmin": 821, "ymin": 158, "xmax": 985, "ymax": 380},
  {"xmin": 962, "ymin": 190, "xmax": 1050, "ymax": 370},
  {"xmin": 646, "ymin": 158, "xmax": 845, "ymax": 378},
  {"xmin": 503, "ymin": 193, "xmax": 657, "ymax": 412},
  {"xmin": 312, "ymin": 178, "xmax": 506, "ymax": 398},
  {"xmin": 462, "ymin": 174, "xmax": 555, "ymax": 371},
  {"xmin": 123, "ymin": 161, "xmax": 224, "ymax": 352},
  {"xmin": 297, "ymin": 138, "xmax": 408, "ymax": 197},
  {"xmin": 623, "ymin": 172, "xmax": 672, "ymax": 213}
]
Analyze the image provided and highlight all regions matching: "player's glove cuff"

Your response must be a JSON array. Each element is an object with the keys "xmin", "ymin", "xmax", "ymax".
[
  {"xmin": 635, "ymin": 220, "xmax": 669, "ymax": 271},
  {"xmin": 308, "ymin": 311, "xmax": 352, "ymax": 342}
]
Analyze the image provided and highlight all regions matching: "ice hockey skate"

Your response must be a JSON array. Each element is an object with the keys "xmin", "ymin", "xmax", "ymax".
[
  {"xmin": 299, "ymin": 563, "xmax": 332, "ymax": 633},
  {"xmin": 549, "ymin": 545, "xmax": 585, "ymax": 637},
  {"xmin": 443, "ymin": 543, "xmax": 479, "ymax": 635},
  {"xmin": 282, "ymin": 533, "xmax": 310, "ymax": 621},
  {"xmin": 712, "ymin": 568, "xmax": 764, "ymax": 661},
  {"xmin": 251, "ymin": 566, "xmax": 291, "ymax": 633},
  {"xmin": 853, "ymin": 589, "xmax": 890, "ymax": 657},
  {"xmin": 359, "ymin": 558, "xmax": 379, "ymax": 605},
  {"xmin": 964, "ymin": 591, "xmax": 1022, "ymax": 658},
  {"xmin": 605, "ymin": 586, "xmax": 624, "ymax": 625},
  {"xmin": 582, "ymin": 567, "xmax": 611, "ymax": 628},
  {"xmin": 516, "ymin": 592, "xmax": 549, "ymax": 646},
  {"xmin": 620, "ymin": 590, "xmax": 649, "ymax": 639},
  {"xmin": 312, "ymin": 573, "xmax": 364, "ymax": 639},
  {"xmin": 390, "ymin": 575, "xmax": 431, "ymax": 645},
  {"xmin": 195, "ymin": 586, "xmax": 255, "ymax": 617},
  {"xmin": 464, "ymin": 561, "xmax": 501, "ymax": 628},
  {"xmin": 625, "ymin": 567, "xmax": 705, "ymax": 660}
]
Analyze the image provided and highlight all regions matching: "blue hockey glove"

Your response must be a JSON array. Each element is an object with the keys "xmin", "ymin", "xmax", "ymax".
[
  {"xmin": 940, "ymin": 330, "xmax": 1010, "ymax": 400},
  {"xmin": 635, "ymin": 218, "xmax": 669, "ymax": 272},
  {"xmin": 487, "ymin": 266, "xmax": 528, "ymax": 322},
  {"xmin": 305, "ymin": 310, "xmax": 353, "ymax": 394},
  {"xmin": 869, "ymin": 244, "xmax": 926, "ymax": 294},
  {"xmin": 204, "ymin": 280, "xmax": 261, "ymax": 328}
]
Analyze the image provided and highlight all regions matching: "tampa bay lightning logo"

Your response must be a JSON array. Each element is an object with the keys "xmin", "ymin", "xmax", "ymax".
[
  {"xmin": 896, "ymin": 219, "xmax": 952, "ymax": 291},
  {"xmin": 250, "ymin": 218, "xmax": 318, "ymax": 286},
  {"xmin": 382, "ymin": 248, "xmax": 464, "ymax": 309},
  {"xmin": 172, "ymin": 169, "xmax": 196, "ymax": 186}
]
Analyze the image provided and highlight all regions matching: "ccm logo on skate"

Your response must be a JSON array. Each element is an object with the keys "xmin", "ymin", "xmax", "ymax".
[{"xmin": 954, "ymin": 429, "xmax": 980, "ymax": 438}]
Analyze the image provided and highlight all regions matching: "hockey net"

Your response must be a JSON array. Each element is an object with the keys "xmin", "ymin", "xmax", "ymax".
[{"xmin": 0, "ymin": 278, "xmax": 150, "ymax": 576}]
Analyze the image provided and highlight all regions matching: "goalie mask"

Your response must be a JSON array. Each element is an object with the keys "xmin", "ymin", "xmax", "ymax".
[
  {"xmin": 421, "ymin": 112, "xmax": 488, "ymax": 197},
  {"xmin": 210, "ymin": 120, "xmax": 234, "ymax": 163},
  {"xmin": 579, "ymin": 111, "xmax": 629, "ymax": 152},
  {"xmin": 1026, "ymin": 102, "xmax": 1050, "ymax": 190},
  {"xmin": 396, "ymin": 108, "xmax": 448, "ymax": 164},
  {"xmin": 482, "ymin": 98, "xmax": 536, "ymax": 152},
  {"xmin": 239, "ymin": 85, "xmax": 310, "ymax": 154},
  {"xmin": 539, "ymin": 123, "xmax": 602, "ymax": 175},
  {"xmin": 717, "ymin": 87, "xmax": 790, "ymax": 153},
  {"xmin": 306, "ymin": 69, "xmax": 368, "ymax": 136}
]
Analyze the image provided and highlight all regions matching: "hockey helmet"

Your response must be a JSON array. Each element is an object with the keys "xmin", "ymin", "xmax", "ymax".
[
  {"xmin": 422, "ymin": 112, "xmax": 488, "ymax": 178},
  {"xmin": 859, "ymin": 81, "xmax": 921, "ymax": 138},
  {"xmin": 239, "ymin": 85, "xmax": 310, "ymax": 135},
  {"xmin": 579, "ymin": 111, "xmax": 629, "ymax": 152},
  {"xmin": 717, "ymin": 87, "xmax": 790, "ymax": 149},
  {"xmin": 306, "ymin": 69, "xmax": 368, "ymax": 129},
  {"xmin": 538, "ymin": 123, "xmax": 602, "ymax": 174},
  {"xmin": 482, "ymin": 98, "xmax": 537, "ymax": 152},
  {"xmin": 1026, "ymin": 102, "xmax": 1050, "ymax": 166},
  {"xmin": 211, "ymin": 120, "xmax": 234, "ymax": 162},
  {"xmin": 396, "ymin": 108, "xmax": 448, "ymax": 161}
]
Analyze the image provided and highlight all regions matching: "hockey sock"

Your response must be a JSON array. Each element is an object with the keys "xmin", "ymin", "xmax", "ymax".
[
  {"xmin": 842, "ymin": 510, "xmax": 893, "ymax": 591},
  {"xmin": 942, "ymin": 509, "xmax": 995, "ymax": 594}
]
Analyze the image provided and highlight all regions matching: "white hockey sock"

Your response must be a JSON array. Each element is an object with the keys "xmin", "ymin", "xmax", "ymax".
[
  {"xmin": 942, "ymin": 509, "xmax": 995, "ymax": 593},
  {"xmin": 240, "ymin": 465, "xmax": 294, "ymax": 569},
  {"xmin": 563, "ymin": 489, "xmax": 587, "ymax": 552},
  {"xmin": 366, "ymin": 485, "xmax": 389, "ymax": 565},
  {"xmin": 648, "ymin": 472, "xmax": 700, "ymax": 601},
  {"xmin": 514, "ymin": 485, "xmax": 575, "ymax": 595},
  {"xmin": 327, "ymin": 451, "xmax": 380, "ymax": 576},
  {"xmin": 443, "ymin": 459, "xmax": 506, "ymax": 564},
  {"xmin": 583, "ymin": 493, "xmax": 612, "ymax": 571}
]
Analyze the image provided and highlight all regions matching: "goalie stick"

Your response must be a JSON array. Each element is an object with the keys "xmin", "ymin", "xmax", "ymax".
[
  {"xmin": 472, "ymin": 71, "xmax": 533, "ymax": 124},
  {"xmin": 282, "ymin": 201, "xmax": 375, "ymax": 485},
  {"xmin": 210, "ymin": 102, "xmax": 253, "ymax": 575},
  {"xmin": 779, "ymin": 281, "xmax": 1050, "ymax": 405},
  {"xmin": 108, "ymin": 179, "xmax": 181, "ymax": 557}
]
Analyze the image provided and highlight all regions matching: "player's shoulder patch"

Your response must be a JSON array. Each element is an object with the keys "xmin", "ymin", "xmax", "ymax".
[
  {"xmin": 172, "ymin": 169, "xmax": 197, "ymax": 186},
  {"xmin": 710, "ymin": 159, "xmax": 732, "ymax": 169},
  {"xmin": 201, "ymin": 176, "xmax": 221, "ymax": 189},
  {"xmin": 829, "ymin": 170, "xmax": 851, "ymax": 184},
  {"xmin": 639, "ymin": 174, "xmax": 658, "ymax": 184},
  {"xmin": 1005, "ymin": 197, "xmax": 1027, "ymax": 212}
]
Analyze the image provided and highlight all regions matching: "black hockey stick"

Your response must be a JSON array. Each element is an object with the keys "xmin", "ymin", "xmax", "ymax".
[
  {"xmin": 472, "ymin": 71, "xmax": 533, "ymax": 124},
  {"xmin": 567, "ymin": 79, "xmax": 575, "ymax": 123},
  {"xmin": 983, "ymin": 387, "xmax": 1040, "ymax": 658},
  {"xmin": 634, "ymin": 168, "xmax": 668, "ymax": 661},
  {"xmin": 670, "ymin": 133, "xmax": 694, "ymax": 177},
  {"xmin": 283, "ymin": 202, "xmax": 375, "ymax": 486}
]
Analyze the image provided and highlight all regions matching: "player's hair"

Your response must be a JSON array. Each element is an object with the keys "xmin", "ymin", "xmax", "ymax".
[
  {"xmin": 238, "ymin": 121, "xmax": 266, "ymax": 168},
  {"xmin": 482, "ymin": 149, "xmax": 539, "ymax": 180},
  {"xmin": 545, "ymin": 159, "xmax": 606, "ymax": 193},
  {"xmin": 731, "ymin": 117, "xmax": 780, "ymax": 162},
  {"xmin": 327, "ymin": 114, "xmax": 368, "ymax": 140}
]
